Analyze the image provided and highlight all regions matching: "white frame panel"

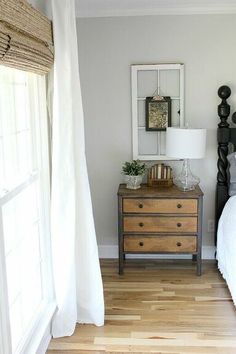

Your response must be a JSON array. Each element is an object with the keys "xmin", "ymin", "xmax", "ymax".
[{"xmin": 131, "ymin": 63, "xmax": 185, "ymax": 160}]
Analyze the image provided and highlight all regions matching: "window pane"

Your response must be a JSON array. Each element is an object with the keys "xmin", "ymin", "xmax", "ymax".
[
  {"xmin": 17, "ymin": 131, "xmax": 32, "ymax": 181},
  {"xmin": 138, "ymin": 129, "xmax": 158, "ymax": 155},
  {"xmin": 3, "ymin": 134, "xmax": 18, "ymax": 186},
  {"xmin": 137, "ymin": 70, "xmax": 157, "ymax": 98},
  {"xmin": 0, "ymin": 66, "xmax": 34, "ymax": 191},
  {"xmin": 0, "ymin": 78, "xmax": 16, "ymax": 136},
  {"xmin": 15, "ymin": 82, "xmax": 30, "ymax": 132},
  {"xmin": 21, "ymin": 265, "xmax": 43, "ymax": 329},
  {"xmin": 9, "ymin": 299, "xmax": 23, "ymax": 352},
  {"xmin": 3, "ymin": 181, "xmax": 43, "ymax": 352},
  {"xmin": 5, "ymin": 249, "xmax": 21, "ymax": 306},
  {"xmin": 159, "ymin": 69, "xmax": 180, "ymax": 97},
  {"xmin": 0, "ymin": 138, "xmax": 4, "ymax": 189}
]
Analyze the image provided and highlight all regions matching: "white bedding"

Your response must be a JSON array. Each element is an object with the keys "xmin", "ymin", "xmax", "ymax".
[{"xmin": 217, "ymin": 195, "xmax": 236, "ymax": 305}]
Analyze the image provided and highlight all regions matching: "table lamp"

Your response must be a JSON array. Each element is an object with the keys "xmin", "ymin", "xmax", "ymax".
[{"xmin": 166, "ymin": 127, "xmax": 206, "ymax": 191}]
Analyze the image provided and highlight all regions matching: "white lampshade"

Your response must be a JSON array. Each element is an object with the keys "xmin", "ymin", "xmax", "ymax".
[{"xmin": 166, "ymin": 127, "xmax": 206, "ymax": 159}]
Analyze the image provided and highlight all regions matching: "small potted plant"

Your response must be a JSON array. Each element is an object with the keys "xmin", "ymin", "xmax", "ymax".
[{"xmin": 122, "ymin": 160, "xmax": 146, "ymax": 189}]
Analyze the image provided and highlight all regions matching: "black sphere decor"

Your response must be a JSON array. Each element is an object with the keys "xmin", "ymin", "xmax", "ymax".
[{"xmin": 218, "ymin": 85, "xmax": 231, "ymax": 100}]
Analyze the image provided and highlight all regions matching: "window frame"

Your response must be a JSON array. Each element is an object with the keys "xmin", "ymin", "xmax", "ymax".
[
  {"xmin": 131, "ymin": 63, "xmax": 185, "ymax": 160},
  {"xmin": 0, "ymin": 71, "xmax": 55, "ymax": 354}
]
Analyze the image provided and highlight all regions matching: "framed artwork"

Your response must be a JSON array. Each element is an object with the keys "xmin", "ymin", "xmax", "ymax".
[{"xmin": 145, "ymin": 96, "xmax": 171, "ymax": 131}]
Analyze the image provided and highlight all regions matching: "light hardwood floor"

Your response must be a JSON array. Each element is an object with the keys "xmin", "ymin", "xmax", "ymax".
[{"xmin": 47, "ymin": 259, "xmax": 236, "ymax": 354}]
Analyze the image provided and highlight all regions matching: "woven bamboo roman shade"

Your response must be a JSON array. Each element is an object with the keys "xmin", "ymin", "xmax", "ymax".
[{"xmin": 0, "ymin": 0, "xmax": 54, "ymax": 75}]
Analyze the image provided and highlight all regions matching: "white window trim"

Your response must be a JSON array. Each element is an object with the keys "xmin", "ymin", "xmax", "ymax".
[{"xmin": 0, "ymin": 209, "xmax": 12, "ymax": 354}]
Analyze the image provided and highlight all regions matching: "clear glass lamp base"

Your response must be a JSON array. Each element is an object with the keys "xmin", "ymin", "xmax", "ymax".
[{"xmin": 174, "ymin": 159, "xmax": 200, "ymax": 192}]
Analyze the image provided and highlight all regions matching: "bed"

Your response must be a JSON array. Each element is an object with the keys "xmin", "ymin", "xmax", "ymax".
[{"xmin": 216, "ymin": 85, "xmax": 236, "ymax": 305}]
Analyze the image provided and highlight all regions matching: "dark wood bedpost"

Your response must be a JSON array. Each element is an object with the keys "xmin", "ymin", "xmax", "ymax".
[{"xmin": 215, "ymin": 86, "xmax": 231, "ymax": 244}]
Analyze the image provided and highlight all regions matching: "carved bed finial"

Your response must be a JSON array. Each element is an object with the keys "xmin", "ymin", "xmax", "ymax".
[{"xmin": 218, "ymin": 85, "xmax": 231, "ymax": 128}]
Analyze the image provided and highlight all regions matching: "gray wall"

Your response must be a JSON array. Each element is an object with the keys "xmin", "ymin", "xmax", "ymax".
[
  {"xmin": 77, "ymin": 15, "xmax": 236, "ymax": 250},
  {"xmin": 29, "ymin": 0, "xmax": 51, "ymax": 17}
]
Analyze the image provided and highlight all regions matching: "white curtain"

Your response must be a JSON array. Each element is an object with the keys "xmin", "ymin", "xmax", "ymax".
[{"xmin": 50, "ymin": 0, "xmax": 104, "ymax": 338}]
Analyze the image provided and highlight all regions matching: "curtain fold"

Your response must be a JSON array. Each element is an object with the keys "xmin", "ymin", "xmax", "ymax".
[
  {"xmin": 0, "ymin": 0, "xmax": 53, "ymax": 74},
  {"xmin": 50, "ymin": 0, "xmax": 104, "ymax": 338}
]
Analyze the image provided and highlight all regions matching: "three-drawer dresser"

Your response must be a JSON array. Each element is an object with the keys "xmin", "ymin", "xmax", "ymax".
[{"xmin": 117, "ymin": 184, "xmax": 203, "ymax": 275}]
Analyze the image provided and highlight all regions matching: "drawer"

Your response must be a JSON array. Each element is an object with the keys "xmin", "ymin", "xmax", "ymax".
[
  {"xmin": 123, "ymin": 198, "xmax": 198, "ymax": 214},
  {"xmin": 124, "ymin": 235, "xmax": 197, "ymax": 253},
  {"xmin": 123, "ymin": 216, "xmax": 197, "ymax": 233}
]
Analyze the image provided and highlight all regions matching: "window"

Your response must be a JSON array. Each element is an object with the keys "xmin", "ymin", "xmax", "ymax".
[
  {"xmin": 131, "ymin": 63, "xmax": 185, "ymax": 160},
  {"xmin": 0, "ymin": 67, "xmax": 55, "ymax": 354}
]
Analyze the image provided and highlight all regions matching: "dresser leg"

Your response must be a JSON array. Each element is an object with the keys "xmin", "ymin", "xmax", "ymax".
[
  {"xmin": 119, "ymin": 255, "xmax": 124, "ymax": 275},
  {"xmin": 118, "ymin": 236, "xmax": 124, "ymax": 274},
  {"xmin": 197, "ymin": 256, "xmax": 202, "ymax": 276}
]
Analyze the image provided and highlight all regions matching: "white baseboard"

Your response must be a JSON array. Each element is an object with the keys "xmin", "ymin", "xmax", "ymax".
[
  {"xmin": 98, "ymin": 245, "xmax": 216, "ymax": 260},
  {"xmin": 99, "ymin": 245, "xmax": 119, "ymax": 258},
  {"xmin": 202, "ymin": 245, "xmax": 216, "ymax": 260}
]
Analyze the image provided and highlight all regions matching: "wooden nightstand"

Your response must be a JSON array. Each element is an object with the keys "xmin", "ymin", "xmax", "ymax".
[{"xmin": 117, "ymin": 184, "xmax": 203, "ymax": 275}]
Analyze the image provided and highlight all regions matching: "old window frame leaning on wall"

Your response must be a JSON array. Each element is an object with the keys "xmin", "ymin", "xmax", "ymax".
[
  {"xmin": 131, "ymin": 63, "xmax": 185, "ymax": 160},
  {"xmin": 0, "ymin": 66, "xmax": 55, "ymax": 354}
]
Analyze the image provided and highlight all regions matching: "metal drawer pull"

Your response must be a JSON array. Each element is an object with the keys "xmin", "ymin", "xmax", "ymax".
[
  {"xmin": 177, "ymin": 203, "xmax": 182, "ymax": 209},
  {"xmin": 177, "ymin": 242, "xmax": 182, "ymax": 247},
  {"xmin": 177, "ymin": 222, "xmax": 182, "ymax": 227},
  {"xmin": 139, "ymin": 222, "xmax": 144, "ymax": 227},
  {"xmin": 138, "ymin": 203, "xmax": 143, "ymax": 208},
  {"xmin": 139, "ymin": 242, "xmax": 144, "ymax": 247}
]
